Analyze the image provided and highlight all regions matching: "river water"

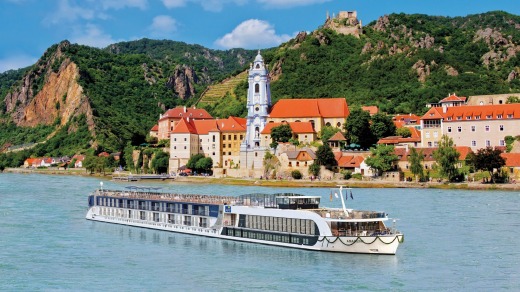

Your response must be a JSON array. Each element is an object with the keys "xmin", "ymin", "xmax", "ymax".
[{"xmin": 1, "ymin": 173, "xmax": 519, "ymax": 291}]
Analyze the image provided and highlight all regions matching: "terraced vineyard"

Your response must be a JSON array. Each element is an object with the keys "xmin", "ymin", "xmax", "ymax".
[{"xmin": 197, "ymin": 71, "xmax": 248, "ymax": 106}]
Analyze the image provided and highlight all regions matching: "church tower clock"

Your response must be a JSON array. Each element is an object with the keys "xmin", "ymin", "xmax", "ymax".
[{"xmin": 240, "ymin": 51, "xmax": 271, "ymax": 170}]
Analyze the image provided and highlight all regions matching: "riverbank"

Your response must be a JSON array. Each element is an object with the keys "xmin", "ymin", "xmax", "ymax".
[{"xmin": 5, "ymin": 167, "xmax": 520, "ymax": 191}]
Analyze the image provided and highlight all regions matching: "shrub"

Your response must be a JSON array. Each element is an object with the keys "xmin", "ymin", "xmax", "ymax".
[
  {"xmin": 351, "ymin": 173, "xmax": 362, "ymax": 180},
  {"xmin": 291, "ymin": 170, "xmax": 303, "ymax": 179},
  {"xmin": 341, "ymin": 170, "xmax": 352, "ymax": 180}
]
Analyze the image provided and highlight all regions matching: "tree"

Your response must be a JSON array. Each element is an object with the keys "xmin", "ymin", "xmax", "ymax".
[
  {"xmin": 263, "ymin": 151, "xmax": 280, "ymax": 178},
  {"xmin": 473, "ymin": 147, "xmax": 506, "ymax": 183},
  {"xmin": 320, "ymin": 125, "xmax": 340, "ymax": 143},
  {"xmin": 186, "ymin": 153, "xmax": 205, "ymax": 170},
  {"xmin": 315, "ymin": 143, "xmax": 337, "ymax": 169},
  {"xmin": 365, "ymin": 144, "xmax": 398, "ymax": 176},
  {"xmin": 308, "ymin": 163, "xmax": 320, "ymax": 177},
  {"xmin": 195, "ymin": 157, "xmax": 213, "ymax": 174},
  {"xmin": 345, "ymin": 107, "xmax": 375, "ymax": 149},
  {"xmin": 151, "ymin": 151, "xmax": 169, "ymax": 174},
  {"xmin": 123, "ymin": 142, "xmax": 135, "ymax": 171},
  {"xmin": 506, "ymin": 96, "xmax": 520, "ymax": 104},
  {"xmin": 433, "ymin": 135, "xmax": 460, "ymax": 182},
  {"xmin": 408, "ymin": 147, "xmax": 424, "ymax": 182},
  {"xmin": 83, "ymin": 154, "xmax": 97, "ymax": 174},
  {"xmin": 396, "ymin": 127, "xmax": 412, "ymax": 138},
  {"xmin": 370, "ymin": 112, "xmax": 396, "ymax": 140},
  {"xmin": 270, "ymin": 124, "xmax": 293, "ymax": 150},
  {"xmin": 291, "ymin": 170, "xmax": 303, "ymax": 179}
]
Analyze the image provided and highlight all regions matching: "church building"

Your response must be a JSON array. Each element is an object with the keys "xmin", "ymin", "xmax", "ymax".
[{"xmin": 239, "ymin": 51, "xmax": 272, "ymax": 170}]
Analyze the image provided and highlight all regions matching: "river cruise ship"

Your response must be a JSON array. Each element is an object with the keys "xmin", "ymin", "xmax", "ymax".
[{"xmin": 86, "ymin": 186, "xmax": 404, "ymax": 254}]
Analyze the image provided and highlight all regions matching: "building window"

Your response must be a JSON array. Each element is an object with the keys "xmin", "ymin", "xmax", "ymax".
[
  {"xmin": 337, "ymin": 122, "xmax": 341, "ymax": 127},
  {"xmin": 471, "ymin": 141, "xmax": 476, "ymax": 147},
  {"xmin": 485, "ymin": 125, "xmax": 490, "ymax": 132},
  {"xmin": 499, "ymin": 125, "xmax": 504, "ymax": 131},
  {"xmin": 223, "ymin": 144, "xmax": 226, "ymax": 148},
  {"xmin": 184, "ymin": 138, "xmax": 187, "ymax": 141},
  {"xmin": 228, "ymin": 144, "xmax": 231, "ymax": 148},
  {"xmin": 447, "ymin": 127, "xmax": 452, "ymax": 133},
  {"xmin": 486, "ymin": 115, "xmax": 492, "ymax": 119},
  {"xmin": 466, "ymin": 116, "xmax": 471, "ymax": 120},
  {"xmin": 434, "ymin": 141, "xmax": 439, "ymax": 147},
  {"xmin": 240, "ymin": 135, "xmax": 243, "ymax": 140},
  {"xmin": 447, "ymin": 117, "xmax": 452, "ymax": 121},
  {"xmin": 476, "ymin": 116, "xmax": 481, "ymax": 120},
  {"xmin": 507, "ymin": 114, "xmax": 513, "ymax": 119},
  {"xmin": 428, "ymin": 142, "xmax": 432, "ymax": 147},
  {"xmin": 184, "ymin": 146, "xmax": 187, "ymax": 149},
  {"xmin": 497, "ymin": 114, "xmax": 503, "ymax": 119},
  {"xmin": 212, "ymin": 152, "xmax": 215, "ymax": 156},
  {"xmin": 425, "ymin": 132, "xmax": 430, "ymax": 138},
  {"xmin": 433, "ymin": 131, "xmax": 438, "ymax": 138},
  {"xmin": 457, "ymin": 116, "xmax": 462, "ymax": 120},
  {"xmin": 174, "ymin": 146, "xmax": 176, "ymax": 149},
  {"xmin": 223, "ymin": 135, "xmax": 226, "ymax": 141},
  {"xmin": 500, "ymin": 140, "xmax": 505, "ymax": 146},
  {"xmin": 486, "ymin": 140, "xmax": 491, "ymax": 147},
  {"xmin": 255, "ymin": 83, "xmax": 259, "ymax": 93},
  {"xmin": 174, "ymin": 138, "xmax": 177, "ymax": 141},
  {"xmin": 228, "ymin": 152, "xmax": 231, "ymax": 155},
  {"xmin": 471, "ymin": 126, "xmax": 476, "ymax": 132},
  {"xmin": 200, "ymin": 147, "xmax": 202, "ymax": 150},
  {"xmin": 457, "ymin": 126, "xmax": 462, "ymax": 132}
]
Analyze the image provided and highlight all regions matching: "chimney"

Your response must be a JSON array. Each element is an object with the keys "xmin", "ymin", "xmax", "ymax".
[{"xmin": 184, "ymin": 106, "xmax": 187, "ymax": 113}]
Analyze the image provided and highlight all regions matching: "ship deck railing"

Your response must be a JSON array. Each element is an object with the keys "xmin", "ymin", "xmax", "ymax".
[
  {"xmin": 94, "ymin": 190, "xmax": 239, "ymax": 205},
  {"xmin": 310, "ymin": 209, "xmax": 387, "ymax": 220}
]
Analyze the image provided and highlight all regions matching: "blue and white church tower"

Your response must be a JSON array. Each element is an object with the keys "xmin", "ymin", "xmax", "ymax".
[{"xmin": 240, "ymin": 51, "xmax": 271, "ymax": 170}]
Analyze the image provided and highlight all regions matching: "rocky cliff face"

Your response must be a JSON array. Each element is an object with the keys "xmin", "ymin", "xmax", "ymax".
[
  {"xmin": 3, "ymin": 41, "xmax": 94, "ymax": 131},
  {"xmin": 167, "ymin": 65, "xmax": 197, "ymax": 100}
]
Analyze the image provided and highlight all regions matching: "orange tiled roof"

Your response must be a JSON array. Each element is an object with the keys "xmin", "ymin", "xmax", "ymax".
[
  {"xmin": 159, "ymin": 107, "xmax": 213, "ymax": 121},
  {"xmin": 501, "ymin": 153, "xmax": 520, "ymax": 167},
  {"xmin": 328, "ymin": 131, "xmax": 347, "ymax": 141},
  {"xmin": 439, "ymin": 94, "xmax": 467, "ymax": 103},
  {"xmin": 218, "ymin": 117, "xmax": 247, "ymax": 133},
  {"xmin": 171, "ymin": 118, "xmax": 197, "ymax": 134},
  {"xmin": 336, "ymin": 155, "xmax": 364, "ymax": 168},
  {"xmin": 269, "ymin": 98, "xmax": 349, "ymax": 118},
  {"xmin": 454, "ymin": 146, "xmax": 473, "ymax": 160},
  {"xmin": 422, "ymin": 107, "xmax": 445, "ymax": 120},
  {"xmin": 150, "ymin": 124, "xmax": 159, "ymax": 132},
  {"xmin": 261, "ymin": 122, "xmax": 315, "ymax": 134},
  {"xmin": 421, "ymin": 104, "xmax": 520, "ymax": 121},
  {"xmin": 362, "ymin": 106, "xmax": 379, "ymax": 115},
  {"xmin": 378, "ymin": 135, "xmax": 421, "ymax": 144},
  {"xmin": 393, "ymin": 114, "xmax": 421, "ymax": 124}
]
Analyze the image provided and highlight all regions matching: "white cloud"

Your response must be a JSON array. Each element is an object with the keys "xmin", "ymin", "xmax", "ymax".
[
  {"xmin": 149, "ymin": 15, "xmax": 178, "ymax": 38},
  {"xmin": 215, "ymin": 19, "xmax": 292, "ymax": 49},
  {"xmin": 256, "ymin": 0, "xmax": 332, "ymax": 8},
  {"xmin": 69, "ymin": 24, "xmax": 119, "ymax": 48},
  {"xmin": 0, "ymin": 54, "xmax": 37, "ymax": 73},
  {"xmin": 162, "ymin": 0, "xmax": 187, "ymax": 8},
  {"xmin": 162, "ymin": 0, "xmax": 246, "ymax": 12},
  {"xmin": 44, "ymin": 0, "xmax": 95, "ymax": 25},
  {"xmin": 100, "ymin": 0, "xmax": 148, "ymax": 10}
]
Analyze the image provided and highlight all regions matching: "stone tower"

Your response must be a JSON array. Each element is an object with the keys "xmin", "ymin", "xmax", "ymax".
[{"xmin": 240, "ymin": 51, "xmax": 271, "ymax": 171}]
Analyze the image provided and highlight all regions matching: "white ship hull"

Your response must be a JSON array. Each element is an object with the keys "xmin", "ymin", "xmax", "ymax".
[{"xmin": 86, "ymin": 206, "xmax": 403, "ymax": 255}]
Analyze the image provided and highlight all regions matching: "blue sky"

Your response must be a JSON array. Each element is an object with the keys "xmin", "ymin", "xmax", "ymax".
[{"xmin": 1, "ymin": 0, "xmax": 519, "ymax": 73}]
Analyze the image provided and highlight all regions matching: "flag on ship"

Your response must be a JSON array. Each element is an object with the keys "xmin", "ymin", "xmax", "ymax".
[
  {"xmin": 330, "ymin": 191, "xmax": 333, "ymax": 201},
  {"xmin": 350, "ymin": 190, "xmax": 354, "ymax": 200}
]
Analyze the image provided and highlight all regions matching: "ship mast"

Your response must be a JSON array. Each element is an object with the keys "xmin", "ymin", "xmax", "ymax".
[{"xmin": 337, "ymin": 185, "xmax": 349, "ymax": 217}]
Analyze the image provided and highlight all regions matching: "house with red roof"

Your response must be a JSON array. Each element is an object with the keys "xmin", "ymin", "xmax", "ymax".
[
  {"xmin": 277, "ymin": 148, "xmax": 317, "ymax": 173},
  {"xmin": 268, "ymin": 98, "xmax": 349, "ymax": 134},
  {"xmin": 421, "ymin": 103, "xmax": 520, "ymax": 150},
  {"xmin": 362, "ymin": 105, "xmax": 379, "ymax": 116},
  {"xmin": 501, "ymin": 153, "xmax": 520, "ymax": 179},
  {"xmin": 169, "ymin": 116, "xmax": 246, "ymax": 173},
  {"xmin": 157, "ymin": 106, "xmax": 213, "ymax": 140},
  {"xmin": 394, "ymin": 146, "xmax": 473, "ymax": 175},
  {"xmin": 260, "ymin": 121, "xmax": 316, "ymax": 147},
  {"xmin": 149, "ymin": 124, "xmax": 159, "ymax": 139}
]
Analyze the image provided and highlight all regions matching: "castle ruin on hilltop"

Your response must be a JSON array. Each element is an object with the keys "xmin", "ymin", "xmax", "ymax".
[{"xmin": 324, "ymin": 10, "xmax": 363, "ymax": 37}]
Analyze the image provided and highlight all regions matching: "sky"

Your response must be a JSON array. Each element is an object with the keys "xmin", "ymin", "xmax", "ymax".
[{"xmin": 1, "ymin": 0, "xmax": 519, "ymax": 73}]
